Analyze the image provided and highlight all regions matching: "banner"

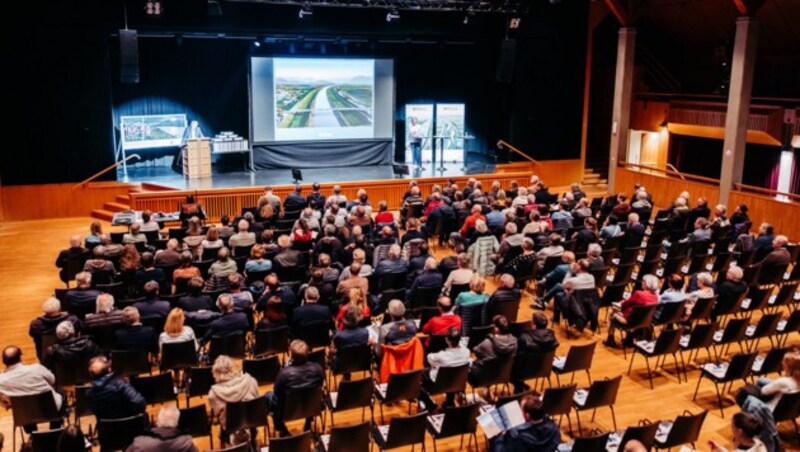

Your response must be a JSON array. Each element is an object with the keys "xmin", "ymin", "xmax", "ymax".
[
  {"xmin": 405, "ymin": 104, "xmax": 434, "ymax": 164},
  {"xmin": 435, "ymin": 103, "xmax": 465, "ymax": 162}
]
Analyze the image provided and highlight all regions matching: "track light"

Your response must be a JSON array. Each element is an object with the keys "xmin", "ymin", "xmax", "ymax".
[
  {"xmin": 298, "ymin": 4, "xmax": 313, "ymax": 19},
  {"xmin": 386, "ymin": 8, "xmax": 400, "ymax": 23},
  {"xmin": 145, "ymin": 1, "xmax": 162, "ymax": 16}
]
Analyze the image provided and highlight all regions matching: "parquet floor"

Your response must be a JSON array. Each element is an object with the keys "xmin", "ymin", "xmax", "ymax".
[{"xmin": 0, "ymin": 216, "xmax": 797, "ymax": 451}]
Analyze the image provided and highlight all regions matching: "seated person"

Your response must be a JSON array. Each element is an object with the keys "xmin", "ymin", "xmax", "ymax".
[
  {"xmin": 512, "ymin": 313, "xmax": 559, "ymax": 393},
  {"xmin": 228, "ymin": 220, "xmax": 256, "ymax": 251},
  {"xmin": 43, "ymin": 320, "xmax": 101, "ymax": 373},
  {"xmin": 418, "ymin": 326, "xmax": 471, "ymax": 411},
  {"xmin": 422, "ymin": 296, "xmax": 462, "ymax": 337},
  {"xmin": 135, "ymin": 252, "xmax": 167, "ymax": 293},
  {"xmin": 291, "ymin": 286, "xmax": 334, "ymax": 337},
  {"xmin": 126, "ymin": 405, "xmax": 198, "ymax": 452},
  {"xmin": 154, "ymin": 239, "xmax": 182, "ymax": 266},
  {"xmin": 682, "ymin": 272, "xmax": 715, "ymax": 321},
  {"xmin": 455, "ymin": 274, "xmax": 488, "ymax": 307},
  {"xmin": 469, "ymin": 315, "xmax": 518, "ymax": 385},
  {"xmin": 534, "ymin": 252, "xmax": 576, "ymax": 309},
  {"xmin": 485, "ymin": 274, "xmax": 521, "ymax": 320},
  {"xmin": 29, "ymin": 297, "xmax": 82, "ymax": 360},
  {"xmin": 336, "ymin": 287, "xmax": 370, "ymax": 330},
  {"xmin": 605, "ymin": 274, "xmax": 659, "ymax": 347},
  {"xmin": 134, "ymin": 281, "xmax": 171, "ymax": 320},
  {"xmin": 535, "ymin": 234, "xmax": 564, "ymax": 269},
  {"xmin": 114, "ymin": 306, "xmax": 157, "ymax": 353},
  {"xmin": 85, "ymin": 355, "xmax": 145, "ymax": 420},
  {"xmin": 332, "ymin": 305, "xmax": 374, "ymax": 373},
  {"xmin": 159, "ymin": 308, "xmax": 198, "ymax": 352},
  {"xmin": 551, "ymin": 259, "xmax": 596, "ymax": 324},
  {"xmin": 443, "ymin": 253, "xmax": 474, "ymax": 296},
  {"xmin": 245, "ymin": 244, "xmax": 272, "ymax": 274},
  {"xmin": 586, "ymin": 243, "xmax": 605, "ymax": 271},
  {"xmin": 85, "ymin": 293, "xmax": 125, "ymax": 329},
  {"xmin": 374, "ymin": 244, "xmax": 408, "ymax": 277},
  {"xmin": 138, "ymin": 210, "xmax": 161, "ymax": 233},
  {"xmin": 83, "ymin": 246, "xmax": 116, "ymax": 274},
  {"xmin": 654, "ymin": 274, "xmax": 687, "ymax": 321},
  {"xmin": 201, "ymin": 226, "xmax": 224, "ymax": 253},
  {"xmin": 714, "ymin": 266, "xmax": 747, "ymax": 321},
  {"xmin": 209, "ymin": 247, "xmax": 237, "ymax": 278},
  {"xmin": 201, "ymin": 294, "xmax": 248, "ymax": 345},
  {"xmin": 178, "ymin": 277, "xmax": 214, "ymax": 312},
  {"xmin": 65, "ymin": 272, "xmax": 101, "ymax": 319},
  {"xmin": 0, "ymin": 346, "xmax": 64, "ymax": 433},
  {"xmin": 337, "ymin": 262, "xmax": 369, "ymax": 298},
  {"xmin": 173, "ymin": 251, "xmax": 201, "ymax": 285},
  {"xmin": 55, "ymin": 235, "xmax": 89, "ymax": 282},
  {"xmin": 489, "ymin": 394, "xmax": 560, "ymax": 452},
  {"xmin": 406, "ymin": 257, "xmax": 443, "ymax": 302},
  {"xmin": 208, "ymin": 355, "xmax": 259, "ymax": 437},
  {"xmin": 122, "ymin": 223, "xmax": 148, "ymax": 244},
  {"xmin": 266, "ymin": 340, "xmax": 325, "ymax": 437},
  {"xmin": 377, "ymin": 300, "xmax": 418, "ymax": 353}
]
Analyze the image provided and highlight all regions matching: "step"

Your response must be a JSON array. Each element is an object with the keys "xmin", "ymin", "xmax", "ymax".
[
  {"xmin": 103, "ymin": 201, "xmax": 130, "ymax": 212},
  {"xmin": 92, "ymin": 209, "xmax": 115, "ymax": 222},
  {"xmin": 116, "ymin": 194, "xmax": 130, "ymax": 204}
]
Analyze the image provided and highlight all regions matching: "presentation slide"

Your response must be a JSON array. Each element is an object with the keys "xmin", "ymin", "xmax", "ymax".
[
  {"xmin": 251, "ymin": 57, "xmax": 394, "ymax": 143},
  {"xmin": 120, "ymin": 114, "xmax": 187, "ymax": 150}
]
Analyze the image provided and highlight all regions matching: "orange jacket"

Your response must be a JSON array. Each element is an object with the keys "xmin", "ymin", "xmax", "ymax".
[{"xmin": 379, "ymin": 337, "xmax": 424, "ymax": 383}]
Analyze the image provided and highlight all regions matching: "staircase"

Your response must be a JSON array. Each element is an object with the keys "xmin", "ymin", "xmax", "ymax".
[
  {"xmin": 91, "ymin": 182, "xmax": 177, "ymax": 222},
  {"xmin": 582, "ymin": 168, "xmax": 608, "ymax": 193}
]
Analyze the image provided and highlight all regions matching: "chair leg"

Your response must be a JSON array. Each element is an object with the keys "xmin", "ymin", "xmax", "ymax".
[
  {"xmin": 673, "ymin": 353, "xmax": 682, "ymax": 384},
  {"xmin": 644, "ymin": 355, "xmax": 654, "ymax": 390},
  {"xmin": 610, "ymin": 405, "xmax": 617, "ymax": 431},
  {"xmin": 575, "ymin": 409, "xmax": 583, "ymax": 437},
  {"xmin": 628, "ymin": 350, "xmax": 636, "ymax": 375},
  {"xmin": 693, "ymin": 374, "xmax": 703, "ymax": 400},
  {"xmin": 713, "ymin": 382, "xmax": 725, "ymax": 418}
]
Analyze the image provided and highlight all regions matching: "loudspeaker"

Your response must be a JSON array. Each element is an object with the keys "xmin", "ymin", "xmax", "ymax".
[
  {"xmin": 119, "ymin": 29, "xmax": 140, "ymax": 84},
  {"xmin": 496, "ymin": 39, "xmax": 516, "ymax": 83},
  {"xmin": 292, "ymin": 168, "xmax": 303, "ymax": 182}
]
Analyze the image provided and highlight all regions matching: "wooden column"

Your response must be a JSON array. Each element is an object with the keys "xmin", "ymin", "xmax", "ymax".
[
  {"xmin": 580, "ymin": 2, "xmax": 610, "ymax": 172},
  {"xmin": 720, "ymin": 17, "xmax": 759, "ymax": 205},
  {"xmin": 608, "ymin": 27, "xmax": 636, "ymax": 192}
]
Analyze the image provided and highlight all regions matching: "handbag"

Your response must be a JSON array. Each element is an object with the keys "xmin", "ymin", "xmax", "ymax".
[{"xmin": 735, "ymin": 383, "xmax": 764, "ymax": 407}]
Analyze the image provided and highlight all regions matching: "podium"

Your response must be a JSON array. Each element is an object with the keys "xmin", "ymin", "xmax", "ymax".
[{"xmin": 183, "ymin": 138, "xmax": 211, "ymax": 179}]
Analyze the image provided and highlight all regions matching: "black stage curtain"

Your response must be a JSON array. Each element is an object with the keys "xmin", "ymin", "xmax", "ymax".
[{"xmin": 253, "ymin": 141, "xmax": 392, "ymax": 169}]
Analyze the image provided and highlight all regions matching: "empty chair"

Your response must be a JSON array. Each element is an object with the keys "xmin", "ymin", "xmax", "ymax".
[
  {"xmin": 331, "ymin": 344, "xmax": 373, "ymax": 388},
  {"xmin": 317, "ymin": 421, "xmax": 371, "ymax": 452},
  {"xmin": 610, "ymin": 304, "xmax": 657, "ymax": 359},
  {"xmin": 751, "ymin": 347, "xmax": 790, "ymax": 380},
  {"xmin": 268, "ymin": 431, "xmax": 313, "ymax": 452},
  {"xmin": 225, "ymin": 397, "xmax": 270, "ymax": 445},
  {"xmin": 572, "ymin": 375, "xmax": 622, "ymax": 435},
  {"xmin": 469, "ymin": 355, "xmax": 514, "ymax": 400},
  {"xmin": 653, "ymin": 410, "xmax": 708, "ymax": 450},
  {"xmin": 323, "ymin": 377, "xmax": 374, "ymax": 429},
  {"xmin": 130, "ymin": 372, "xmax": 177, "ymax": 406},
  {"xmin": 242, "ymin": 356, "xmax": 281, "ymax": 386},
  {"xmin": 110, "ymin": 349, "xmax": 151, "ymax": 377},
  {"xmin": 30, "ymin": 428, "xmax": 63, "ymax": 452},
  {"xmin": 776, "ymin": 310, "xmax": 800, "ymax": 347},
  {"xmin": 679, "ymin": 322, "xmax": 718, "ymax": 377},
  {"xmin": 279, "ymin": 386, "xmax": 324, "ymax": 434},
  {"xmin": 253, "ymin": 326, "xmax": 290, "ymax": 358},
  {"xmin": 9, "ymin": 392, "xmax": 63, "ymax": 452},
  {"xmin": 712, "ymin": 317, "xmax": 750, "ymax": 360},
  {"xmin": 425, "ymin": 403, "xmax": 480, "ymax": 451},
  {"xmin": 629, "ymin": 328, "xmax": 684, "ymax": 389},
  {"xmin": 553, "ymin": 342, "xmax": 596, "ymax": 385},
  {"xmin": 297, "ymin": 320, "xmax": 332, "ymax": 350},
  {"xmin": 743, "ymin": 313, "xmax": 781, "ymax": 352},
  {"xmin": 541, "ymin": 384, "xmax": 577, "ymax": 433},
  {"xmin": 179, "ymin": 404, "xmax": 214, "ymax": 449},
  {"xmin": 160, "ymin": 340, "xmax": 198, "ymax": 372},
  {"xmin": 374, "ymin": 369, "xmax": 423, "ymax": 423},
  {"xmin": 97, "ymin": 414, "xmax": 147, "ymax": 452},
  {"xmin": 371, "ymin": 411, "xmax": 428, "ymax": 452},
  {"xmin": 568, "ymin": 431, "xmax": 611, "ymax": 452},
  {"xmin": 186, "ymin": 366, "xmax": 215, "ymax": 408},
  {"xmin": 208, "ymin": 333, "xmax": 246, "ymax": 362},
  {"xmin": 693, "ymin": 352, "xmax": 756, "ymax": 417},
  {"xmin": 515, "ymin": 349, "xmax": 555, "ymax": 392},
  {"xmin": 772, "ymin": 391, "xmax": 800, "ymax": 437}
]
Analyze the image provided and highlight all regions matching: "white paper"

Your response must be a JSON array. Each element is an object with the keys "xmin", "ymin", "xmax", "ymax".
[{"xmin": 476, "ymin": 411, "xmax": 504, "ymax": 439}]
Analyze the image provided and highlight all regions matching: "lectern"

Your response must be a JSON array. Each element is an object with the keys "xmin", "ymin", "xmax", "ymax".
[{"xmin": 183, "ymin": 138, "xmax": 211, "ymax": 179}]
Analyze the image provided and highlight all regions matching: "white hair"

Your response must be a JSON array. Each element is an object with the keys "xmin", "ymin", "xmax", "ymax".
[
  {"xmin": 157, "ymin": 405, "xmax": 181, "ymax": 429},
  {"xmin": 642, "ymin": 274, "xmax": 660, "ymax": 292},
  {"xmin": 388, "ymin": 244, "xmax": 402, "ymax": 259},
  {"xmin": 388, "ymin": 299, "xmax": 406, "ymax": 318},
  {"xmin": 475, "ymin": 220, "xmax": 488, "ymax": 234},
  {"xmin": 424, "ymin": 257, "xmax": 438, "ymax": 271},
  {"xmin": 505, "ymin": 222, "xmax": 518, "ymax": 234},
  {"xmin": 55, "ymin": 320, "xmax": 75, "ymax": 341},
  {"xmin": 96, "ymin": 293, "xmax": 115, "ymax": 313},
  {"xmin": 697, "ymin": 272, "xmax": 713, "ymax": 287},
  {"xmin": 499, "ymin": 274, "xmax": 515, "ymax": 288},
  {"xmin": 727, "ymin": 265, "xmax": 743, "ymax": 281},
  {"xmin": 588, "ymin": 243, "xmax": 602, "ymax": 257},
  {"xmin": 42, "ymin": 297, "xmax": 61, "ymax": 315}
]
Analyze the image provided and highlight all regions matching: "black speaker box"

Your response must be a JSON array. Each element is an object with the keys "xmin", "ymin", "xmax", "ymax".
[{"xmin": 119, "ymin": 29, "xmax": 140, "ymax": 84}]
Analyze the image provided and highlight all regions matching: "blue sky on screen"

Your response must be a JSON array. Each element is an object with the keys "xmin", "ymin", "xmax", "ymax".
[{"xmin": 274, "ymin": 58, "xmax": 374, "ymax": 84}]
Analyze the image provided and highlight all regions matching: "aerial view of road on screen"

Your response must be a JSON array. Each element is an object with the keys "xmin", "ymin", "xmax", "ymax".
[{"xmin": 274, "ymin": 58, "xmax": 374, "ymax": 130}]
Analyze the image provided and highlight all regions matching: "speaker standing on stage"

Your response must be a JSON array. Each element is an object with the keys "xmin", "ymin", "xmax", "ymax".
[
  {"xmin": 173, "ymin": 120, "xmax": 206, "ymax": 171},
  {"xmin": 408, "ymin": 116, "xmax": 424, "ymax": 171}
]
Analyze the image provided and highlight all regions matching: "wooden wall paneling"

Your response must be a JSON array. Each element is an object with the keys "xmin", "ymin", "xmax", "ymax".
[
  {"xmin": 0, "ymin": 182, "xmax": 137, "ymax": 221},
  {"xmin": 729, "ymin": 191, "xmax": 800, "ymax": 241},
  {"xmin": 614, "ymin": 167, "xmax": 721, "ymax": 210}
]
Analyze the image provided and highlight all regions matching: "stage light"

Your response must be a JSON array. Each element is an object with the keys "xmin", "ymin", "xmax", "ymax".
[
  {"xmin": 144, "ymin": 1, "xmax": 162, "ymax": 16},
  {"xmin": 386, "ymin": 8, "xmax": 400, "ymax": 23},
  {"xmin": 509, "ymin": 17, "xmax": 521, "ymax": 29},
  {"xmin": 299, "ymin": 4, "xmax": 313, "ymax": 19},
  {"xmin": 254, "ymin": 40, "xmax": 261, "ymax": 48}
]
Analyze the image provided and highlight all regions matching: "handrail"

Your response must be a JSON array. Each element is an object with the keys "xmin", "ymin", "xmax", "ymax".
[
  {"xmin": 733, "ymin": 183, "xmax": 800, "ymax": 202},
  {"xmin": 496, "ymin": 140, "xmax": 540, "ymax": 166},
  {"xmin": 72, "ymin": 154, "xmax": 141, "ymax": 190},
  {"xmin": 620, "ymin": 162, "xmax": 721, "ymax": 185},
  {"xmin": 665, "ymin": 163, "xmax": 685, "ymax": 180}
]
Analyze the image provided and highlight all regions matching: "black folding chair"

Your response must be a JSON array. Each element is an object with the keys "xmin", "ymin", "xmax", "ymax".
[
  {"xmin": 243, "ymin": 356, "xmax": 281, "ymax": 385},
  {"xmin": 572, "ymin": 375, "xmax": 622, "ymax": 436},
  {"xmin": 374, "ymin": 369, "xmax": 423, "ymax": 423},
  {"xmin": 9, "ymin": 392, "xmax": 63, "ymax": 452},
  {"xmin": 553, "ymin": 342, "xmax": 596, "ymax": 385},
  {"xmin": 111, "ymin": 349, "xmax": 151, "ymax": 377},
  {"xmin": 425, "ymin": 403, "xmax": 480, "ymax": 452},
  {"xmin": 629, "ymin": 328, "xmax": 684, "ymax": 389},
  {"xmin": 317, "ymin": 421, "xmax": 371, "ymax": 452},
  {"xmin": 618, "ymin": 420, "xmax": 660, "ymax": 452},
  {"xmin": 130, "ymin": 372, "xmax": 177, "ymax": 406},
  {"xmin": 541, "ymin": 384, "xmax": 577, "ymax": 433},
  {"xmin": 253, "ymin": 326, "xmax": 290, "ymax": 358},
  {"xmin": 653, "ymin": 410, "xmax": 708, "ymax": 450},
  {"xmin": 225, "ymin": 397, "xmax": 270, "ymax": 446},
  {"xmin": 371, "ymin": 411, "xmax": 428, "ymax": 452},
  {"xmin": 30, "ymin": 428, "xmax": 63, "ymax": 452},
  {"xmin": 179, "ymin": 404, "xmax": 214, "ymax": 449},
  {"xmin": 208, "ymin": 333, "xmax": 246, "ymax": 362},
  {"xmin": 693, "ymin": 352, "xmax": 756, "ymax": 417},
  {"xmin": 280, "ymin": 386, "xmax": 324, "ymax": 434},
  {"xmin": 97, "ymin": 414, "xmax": 147, "ymax": 452},
  {"xmin": 323, "ymin": 377, "xmax": 374, "ymax": 430}
]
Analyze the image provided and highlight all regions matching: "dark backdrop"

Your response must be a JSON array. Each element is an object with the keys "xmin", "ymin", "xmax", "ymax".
[{"xmin": 5, "ymin": 0, "xmax": 587, "ymax": 185}]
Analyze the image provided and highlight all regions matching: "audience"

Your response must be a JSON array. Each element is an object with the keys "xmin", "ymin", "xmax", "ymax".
[
  {"xmin": 208, "ymin": 355, "xmax": 259, "ymax": 436},
  {"xmin": 86, "ymin": 355, "xmax": 145, "ymax": 420},
  {"xmin": 606, "ymin": 274, "xmax": 660, "ymax": 347},
  {"xmin": 85, "ymin": 293, "xmax": 125, "ymax": 329},
  {"xmin": 65, "ymin": 271, "xmax": 101, "ymax": 318},
  {"xmin": 266, "ymin": 340, "xmax": 325, "ymax": 437},
  {"xmin": 418, "ymin": 326, "xmax": 470, "ymax": 411},
  {"xmin": 159, "ymin": 308, "xmax": 197, "ymax": 352},
  {"xmin": 127, "ymin": 405, "xmax": 198, "ymax": 452},
  {"xmin": 42, "ymin": 320, "xmax": 101, "ymax": 373},
  {"xmin": 709, "ymin": 412, "xmax": 768, "ymax": 452},
  {"xmin": 114, "ymin": 306, "xmax": 157, "ymax": 353},
  {"xmin": 0, "ymin": 345, "xmax": 64, "ymax": 430},
  {"xmin": 29, "ymin": 297, "xmax": 83, "ymax": 360},
  {"xmin": 489, "ymin": 394, "xmax": 560, "ymax": 452}
]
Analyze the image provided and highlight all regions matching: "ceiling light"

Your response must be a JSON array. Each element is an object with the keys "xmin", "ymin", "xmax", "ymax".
[
  {"xmin": 299, "ymin": 4, "xmax": 314, "ymax": 19},
  {"xmin": 386, "ymin": 8, "xmax": 400, "ymax": 23}
]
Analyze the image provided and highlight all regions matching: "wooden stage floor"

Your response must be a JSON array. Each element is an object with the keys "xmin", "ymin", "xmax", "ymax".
[{"xmin": 0, "ymin": 217, "xmax": 797, "ymax": 451}]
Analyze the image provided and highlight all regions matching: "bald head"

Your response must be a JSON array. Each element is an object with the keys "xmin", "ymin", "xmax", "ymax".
[
  {"xmin": 89, "ymin": 355, "xmax": 111, "ymax": 378},
  {"xmin": 69, "ymin": 235, "xmax": 81, "ymax": 248}
]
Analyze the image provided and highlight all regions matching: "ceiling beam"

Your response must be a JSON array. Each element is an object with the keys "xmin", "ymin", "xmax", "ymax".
[
  {"xmin": 732, "ymin": 0, "xmax": 766, "ymax": 16},
  {"xmin": 603, "ymin": 0, "xmax": 629, "ymax": 26}
]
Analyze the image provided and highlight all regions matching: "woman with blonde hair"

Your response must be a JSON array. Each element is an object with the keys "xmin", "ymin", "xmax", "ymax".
[
  {"xmin": 455, "ymin": 274, "xmax": 487, "ymax": 306},
  {"xmin": 201, "ymin": 226, "xmax": 223, "ymax": 251},
  {"xmin": 258, "ymin": 203, "xmax": 275, "ymax": 228},
  {"xmin": 336, "ymin": 287, "xmax": 370, "ymax": 330},
  {"xmin": 208, "ymin": 355, "xmax": 259, "ymax": 433},
  {"xmin": 158, "ymin": 308, "xmax": 197, "ymax": 351}
]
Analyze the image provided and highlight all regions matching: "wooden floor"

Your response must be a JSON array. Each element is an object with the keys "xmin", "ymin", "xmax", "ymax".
[{"xmin": 0, "ymin": 216, "xmax": 798, "ymax": 451}]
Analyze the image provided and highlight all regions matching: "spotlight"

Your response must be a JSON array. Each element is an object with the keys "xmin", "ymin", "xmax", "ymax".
[
  {"xmin": 386, "ymin": 8, "xmax": 400, "ymax": 23},
  {"xmin": 509, "ymin": 17, "xmax": 521, "ymax": 29},
  {"xmin": 463, "ymin": 15, "xmax": 469, "ymax": 25},
  {"xmin": 254, "ymin": 40, "xmax": 261, "ymax": 48},
  {"xmin": 144, "ymin": 1, "xmax": 162, "ymax": 16},
  {"xmin": 298, "ymin": 4, "xmax": 313, "ymax": 19}
]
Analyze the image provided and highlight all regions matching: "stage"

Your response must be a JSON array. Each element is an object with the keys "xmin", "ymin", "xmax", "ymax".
[{"xmin": 116, "ymin": 154, "xmax": 497, "ymax": 190}]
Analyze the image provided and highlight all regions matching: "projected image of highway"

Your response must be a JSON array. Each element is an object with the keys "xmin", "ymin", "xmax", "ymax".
[{"xmin": 274, "ymin": 59, "xmax": 374, "ymax": 130}]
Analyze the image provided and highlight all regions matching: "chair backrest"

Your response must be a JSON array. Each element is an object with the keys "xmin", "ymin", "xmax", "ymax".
[
  {"xmin": 460, "ymin": 305, "xmax": 489, "ymax": 340},
  {"xmin": 328, "ymin": 420, "xmax": 370, "ymax": 452},
  {"xmin": 225, "ymin": 396, "xmax": 269, "ymax": 432},
  {"xmin": 612, "ymin": 263, "xmax": 635, "ymax": 285},
  {"xmin": 685, "ymin": 321, "xmax": 718, "ymax": 350},
  {"xmin": 754, "ymin": 347, "xmax": 789, "ymax": 377},
  {"xmin": 269, "ymin": 431, "xmax": 313, "ymax": 452},
  {"xmin": 725, "ymin": 353, "xmax": 757, "ymax": 381},
  {"xmin": 520, "ymin": 349, "xmax": 556, "ymax": 381},
  {"xmin": 97, "ymin": 414, "xmax": 147, "ymax": 451},
  {"xmin": 625, "ymin": 305, "xmax": 657, "ymax": 331},
  {"xmin": 111, "ymin": 349, "xmax": 151, "ymax": 377},
  {"xmin": 541, "ymin": 384, "xmax": 578, "ymax": 416},
  {"xmin": 178, "ymin": 404, "xmax": 212, "ymax": 439},
  {"xmin": 600, "ymin": 283, "xmax": 627, "ymax": 308},
  {"xmin": 253, "ymin": 326, "xmax": 290, "ymax": 357},
  {"xmin": 160, "ymin": 340, "xmax": 198, "ymax": 371},
  {"xmin": 384, "ymin": 369, "xmax": 424, "ymax": 403},
  {"xmin": 772, "ymin": 391, "xmax": 800, "ymax": 423},
  {"xmin": 571, "ymin": 432, "xmax": 611, "ymax": 452},
  {"xmin": 429, "ymin": 364, "xmax": 470, "ymax": 396},
  {"xmin": 130, "ymin": 372, "xmax": 176, "ymax": 405},
  {"xmin": 10, "ymin": 391, "xmax": 61, "ymax": 427},
  {"xmin": 652, "ymin": 328, "xmax": 683, "ymax": 356},
  {"xmin": 54, "ymin": 355, "xmax": 92, "ymax": 387},
  {"xmin": 661, "ymin": 410, "xmax": 707, "ymax": 448},
  {"xmin": 243, "ymin": 356, "xmax": 281, "ymax": 385},
  {"xmin": 410, "ymin": 286, "xmax": 441, "ymax": 310},
  {"xmin": 209, "ymin": 332, "xmax": 246, "ymax": 362},
  {"xmin": 334, "ymin": 344, "xmax": 372, "ymax": 376},
  {"xmin": 720, "ymin": 317, "xmax": 750, "ymax": 345},
  {"xmin": 688, "ymin": 296, "xmax": 715, "ymax": 323},
  {"xmin": 655, "ymin": 300, "xmax": 687, "ymax": 327},
  {"xmin": 471, "ymin": 354, "xmax": 515, "ymax": 389},
  {"xmin": 187, "ymin": 366, "xmax": 215, "ymax": 399},
  {"xmin": 31, "ymin": 428, "xmax": 63, "ymax": 452},
  {"xmin": 582, "ymin": 375, "xmax": 622, "ymax": 409},
  {"xmin": 752, "ymin": 313, "xmax": 782, "ymax": 338},
  {"xmin": 493, "ymin": 299, "xmax": 521, "ymax": 323},
  {"xmin": 562, "ymin": 341, "xmax": 596, "ymax": 373},
  {"xmin": 283, "ymin": 386, "xmax": 324, "ymax": 422},
  {"xmin": 298, "ymin": 321, "xmax": 332, "ymax": 349},
  {"xmin": 204, "ymin": 442, "xmax": 250, "ymax": 452},
  {"xmin": 384, "ymin": 411, "xmax": 428, "ymax": 449},
  {"xmin": 619, "ymin": 421, "xmax": 660, "ymax": 451},
  {"xmin": 333, "ymin": 377, "xmax": 374, "ymax": 412},
  {"xmin": 438, "ymin": 404, "xmax": 480, "ymax": 438},
  {"xmin": 449, "ymin": 283, "xmax": 470, "ymax": 302}
]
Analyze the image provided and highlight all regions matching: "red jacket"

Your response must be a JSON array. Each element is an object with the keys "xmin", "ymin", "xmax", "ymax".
[
  {"xmin": 375, "ymin": 211, "xmax": 395, "ymax": 225},
  {"xmin": 620, "ymin": 290, "xmax": 658, "ymax": 319},
  {"xmin": 422, "ymin": 314, "xmax": 462, "ymax": 336},
  {"xmin": 380, "ymin": 337, "xmax": 424, "ymax": 383},
  {"xmin": 460, "ymin": 213, "xmax": 486, "ymax": 236}
]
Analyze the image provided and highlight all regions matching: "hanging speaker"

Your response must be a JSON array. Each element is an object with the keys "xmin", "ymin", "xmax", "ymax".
[
  {"xmin": 496, "ymin": 39, "xmax": 516, "ymax": 83},
  {"xmin": 119, "ymin": 29, "xmax": 140, "ymax": 84}
]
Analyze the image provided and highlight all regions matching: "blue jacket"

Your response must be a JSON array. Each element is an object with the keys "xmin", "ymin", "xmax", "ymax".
[
  {"xmin": 201, "ymin": 311, "xmax": 249, "ymax": 344},
  {"xmin": 86, "ymin": 372, "xmax": 146, "ymax": 420},
  {"xmin": 114, "ymin": 324, "xmax": 157, "ymax": 353},
  {"xmin": 489, "ymin": 419, "xmax": 560, "ymax": 452}
]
